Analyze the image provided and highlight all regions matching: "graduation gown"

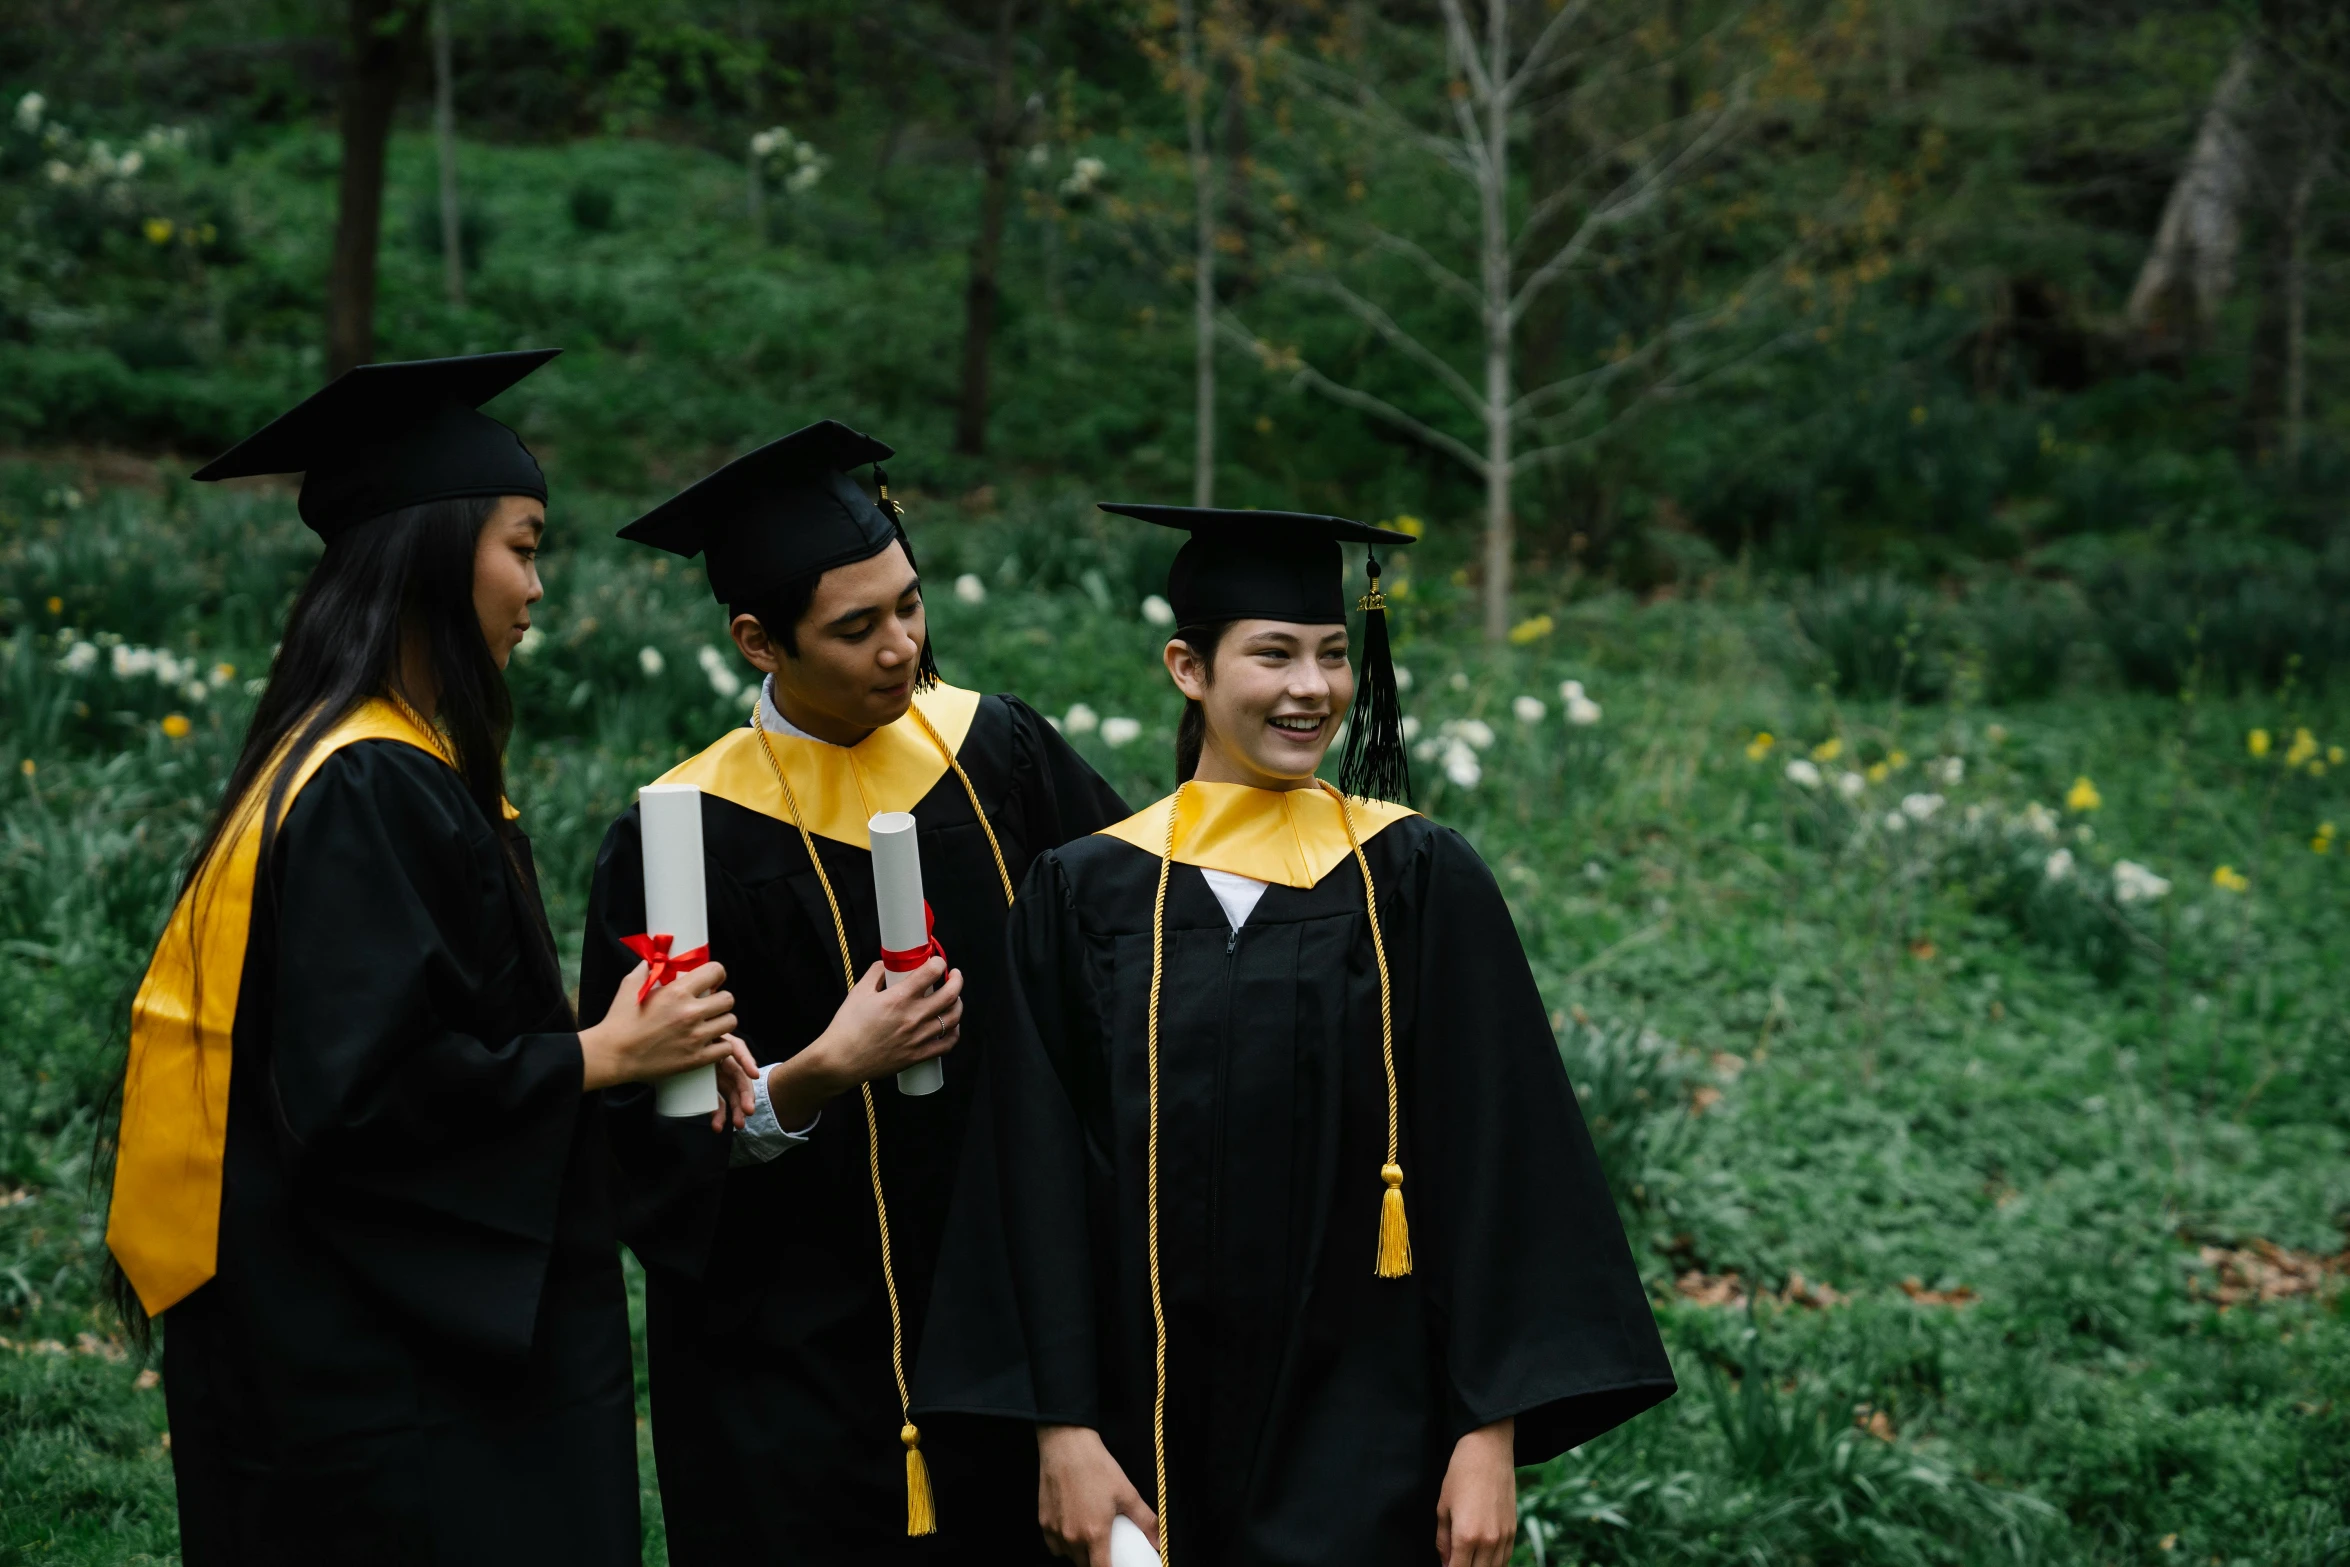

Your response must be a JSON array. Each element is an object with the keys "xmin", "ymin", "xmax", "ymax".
[
  {"xmin": 915, "ymin": 783, "xmax": 1676, "ymax": 1567},
  {"xmin": 580, "ymin": 686, "xmax": 1127, "ymax": 1566},
  {"xmin": 150, "ymin": 737, "xmax": 637, "ymax": 1567}
]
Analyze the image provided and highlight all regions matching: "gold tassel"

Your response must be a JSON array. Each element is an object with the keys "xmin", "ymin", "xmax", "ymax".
[
  {"xmin": 1376, "ymin": 1163, "xmax": 1413, "ymax": 1277},
  {"xmin": 903, "ymin": 1424, "xmax": 938, "ymax": 1537}
]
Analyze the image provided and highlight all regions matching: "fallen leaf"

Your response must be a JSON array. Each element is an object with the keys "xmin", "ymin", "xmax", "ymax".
[
  {"xmin": 2190, "ymin": 1238, "xmax": 2347, "ymax": 1309},
  {"xmin": 1853, "ymin": 1403, "xmax": 1895, "ymax": 1441},
  {"xmin": 1899, "ymin": 1276, "xmax": 1981, "ymax": 1307},
  {"xmin": 1909, "ymin": 940, "xmax": 1937, "ymax": 960},
  {"xmin": 1689, "ymin": 1084, "xmax": 1724, "ymax": 1115},
  {"xmin": 2159, "ymin": 1535, "xmax": 2177, "ymax": 1552}
]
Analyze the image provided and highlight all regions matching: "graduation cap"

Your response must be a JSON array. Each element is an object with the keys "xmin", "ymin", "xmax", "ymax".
[
  {"xmin": 192, "ymin": 350, "xmax": 558, "ymax": 537},
  {"xmin": 1098, "ymin": 503, "xmax": 1418, "ymax": 803},
  {"xmin": 616, "ymin": 420, "xmax": 903, "ymax": 608}
]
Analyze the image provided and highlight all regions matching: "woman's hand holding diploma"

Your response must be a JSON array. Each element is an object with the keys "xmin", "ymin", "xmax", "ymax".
[
  {"xmin": 1434, "ymin": 1418, "xmax": 1516, "ymax": 1567},
  {"xmin": 761, "ymin": 956, "xmax": 963, "ymax": 1131},
  {"xmin": 580, "ymin": 959, "xmax": 744, "ymax": 1102},
  {"xmin": 1036, "ymin": 1425, "xmax": 1157, "ymax": 1567}
]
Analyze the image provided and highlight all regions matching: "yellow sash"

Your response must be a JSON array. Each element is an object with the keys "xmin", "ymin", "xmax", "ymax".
[
  {"xmin": 1099, "ymin": 780, "xmax": 1417, "ymax": 889},
  {"xmin": 656, "ymin": 683, "xmax": 983, "ymax": 849},
  {"xmin": 107, "ymin": 699, "xmax": 471, "ymax": 1317}
]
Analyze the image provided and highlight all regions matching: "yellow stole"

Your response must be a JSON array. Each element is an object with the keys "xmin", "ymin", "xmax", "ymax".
[
  {"xmin": 107, "ymin": 698, "xmax": 483, "ymax": 1318},
  {"xmin": 655, "ymin": 683, "xmax": 984, "ymax": 848},
  {"xmin": 1098, "ymin": 779, "xmax": 1417, "ymax": 888}
]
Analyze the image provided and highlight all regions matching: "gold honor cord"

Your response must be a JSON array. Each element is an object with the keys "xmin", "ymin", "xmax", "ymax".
[
  {"xmin": 1136, "ymin": 781, "xmax": 1411, "ymax": 1564},
  {"xmin": 749, "ymin": 690, "xmax": 1017, "ymax": 1537}
]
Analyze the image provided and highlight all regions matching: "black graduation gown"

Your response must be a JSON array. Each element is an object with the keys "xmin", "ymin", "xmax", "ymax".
[
  {"xmin": 914, "ymin": 813, "xmax": 1676, "ymax": 1567},
  {"xmin": 580, "ymin": 693, "xmax": 1127, "ymax": 1566},
  {"xmin": 162, "ymin": 740, "xmax": 639, "ymax": 1567}
]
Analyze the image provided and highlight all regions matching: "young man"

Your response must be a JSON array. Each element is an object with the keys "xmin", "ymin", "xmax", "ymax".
[
  {"xmin": 580, "ymin": 421, "xmax": 1129, "ymax": 1566},
  {"xmin": 916, "ymin": 506, "xmax": 1674, "ymax": 1567}
]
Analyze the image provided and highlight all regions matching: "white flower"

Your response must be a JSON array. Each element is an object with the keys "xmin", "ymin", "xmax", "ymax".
[
  {"xmin": 1929, "ymin": 756, "xmax": 1964, "ymax": 786},
  {"xmin": 1784, "ymin": 758, "xmax": 1822, "ymax": 788},
  {"xmin": 1441, "ymin": 740, "xmax": 1481, "ymax": 789},
  {"xmin": 697, "ymin": 646, "xmax": 740, "ymax": 698},
  {"xmin": 1900, "ymin": 792, "xmax": 1945, "ymax": 823},
  {"xmin": 749, "ymin": 127, "xmax": 784, "ymax": 157},
  {"xmin": 183, "ymin": 680, "xmax": 208, "ymax": 703},
  {"xmin": 954, "ymin": 573, "xmax": 988, "ymax": 605},
  {"xmin": 2044, "ymin": 848, "xmax": 2074, "ymax": 882},
  {"xmin": 1836, "ymin": 770, "xmax": 1866, "ymax": 800},
  {"xmin": 637, "ymin": 646, "xmax": 666, "ymax": 677},
  {"xmin": 2113, "ymin": 860, "xmax": 2170, "ymax": 905},
  {"xmin": 1046, "ymin": 715, "xmax": 1063, "ymax": 732},
  {"xmin": 1025, "ymin": 144, "xmax": 1051, "ymax": 169},
  {"xmin": 14, "ymin": 92, "xmax": 42, "ymax": 132},
  {"xmin": 1101, "ymin": 717, "xmax": 1141, "ymax": 748},
  {"xmin": 1444, "ymin": 718, "xmax": 1495, "ymax": 751},
  {"xmin": 1565, "ymin": 694, "xmax": 1602, "ymax": 726},
  {"xmin": 516, "ymin": 627, "xmax": 545, "ymax": 656},
  {"xmin": 1883, "ymin": 810, "xmax": 1907, "ymax": 832},
  {"xmin": 110, "ymin": 645, "xmax": 152, "ymax": 678},
  {"xmin": 697, "ymin": 645, "xmax": 729, "ymax": 672},
  {"xmin": 1399, "ymin": 715, "xmax": 1421, "ymax": 742},
  {"xmin": 1559, "ymin": 678, "xmax": 1585, "ymax": 702},
  {"xmin": 243, "ymin": 677, "xmax": 266, "ymax": 696},
  {"xmin": 1449, "ymin": 671, "xmax": 1470, "ymax": 692},
  {"xmin": 59, "ymin": 640, "xmax": 97, "ymax": 674},
  {"xmin": 44, "ymin": 159, "xmax": 70, "ymax": 185},
  {"xmin": 784, "ymin": 160, "xmax": 826, "ymax": 194},
  {"xmin": 1394, "ymin": 665, "xmax": 1413, "ymax": 691},
  {"xmin": 1058, "ymin": 155, "xmax": 1108, "ymax": 199},
  {"xmin": 1064, "ymin": 703, "xmax": 1099, "ymax": 735},
  {"xmin": 1512, "ymin": 695, "xmax": 1545, "ymax": 724},
  {"xmin": 1141, "ymin": 594, "xmax": 1174, "ymax": 626},
  {"xmin": 117, "ymin": 149, "xmax": 141, "ymax": 177},
  {"xmin": 2019, "ymin": 802, "xmax": 2059, "ymax": 840}
]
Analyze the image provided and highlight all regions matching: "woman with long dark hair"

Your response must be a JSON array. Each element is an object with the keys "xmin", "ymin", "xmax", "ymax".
[
  {"xmin": 105, "ymin": 352, "xmax": 749, "ymax": 1566},
  {"xmin": 915, "ymin": 507, "xmax": 1674, "ymax": 1567}
]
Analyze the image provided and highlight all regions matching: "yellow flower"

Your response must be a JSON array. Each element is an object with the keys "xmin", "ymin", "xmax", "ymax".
[
  {"xmin": 2313, "ymin": 761, "xmax": 2330, "ymax": 778},
  {"xmin": 2210, "ymin": 864, "xmax": 2249, "ymax": 893},
  {"xmin": 1866, "ymin": 761, "xmax": 1890, "ymax": 784},
  {"xmin": 2331, "ymin": 746, "xmax": 2345, "ymax": 766},
  {"xmin": 1909, "ymin": 405, "xmax": 1927, "ymax": 425},
  {"xmin": 143, "ymin": 216, "xmax": 174, "ymax": 245},
  {"xmin": 18, "ymin": 759, "xmax": 33, "ymax": 777},
  {"xmin": 2066, "ymin": 775, "xmax": 2101, "ymax": 812},
  {"xmin": 2284, "ymin": 728, "xmax": 2318, "ymax": 767},
  {"xmin": 1985, "ymin": 724, "xmax": 2007, "ymax": 744},
  {"xmin": 2313, "ymin": 822, "xmax": 2336, "ymax": 854},
  {"xmin": 1745, "ymin": 732, "xmax": 1775, "ymax": 761},
  {"xmin": 1387, "ymin": 576, "xmax": 1411, "ymax": 601},
  {"xmin": 213, "ymin": 661, "xmax": 236, "ymax": 682},
  {"xmin": 1812, "ymin": 737, "xmax": 1843, "ymax": 763},
  {"xmin": 161, "ymin": 713, "xmax": 192, "ymax": 740},
  {"xmin": 2247, "ymin": 728, "xmax": 2271, "ymax": 758},
  {"xmin": 1392, "ymin": 515, "xmax": 1425, "ymax": 538},
  {"xmin": 1507, "ymin": 613, "xmax": 1555, "ymax": 646},
  {"xmin": 1887, "ymin": 749, "xmax": 1909, "ymax": 770},
  {"xmin": 45, "ymin": 595, "xmax": 62, "ymax": 615}
]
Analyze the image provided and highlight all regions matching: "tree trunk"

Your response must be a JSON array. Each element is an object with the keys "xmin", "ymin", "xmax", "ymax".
[
  {"xmin": 431, "ymin": 0, "xmax": 463, "ymax": 309},
  {"xmin": 2126, "ymin": 45, "xmax": 2256, "ymax": 352},
  {"xmin": 327, "ymin": 0, "xmax": 421, "ymax": 379},
  {"xmin": 2283, "ymin": 152, "xmax": 2318, "ymax": 473},
  {"xmin": 954, "ymin": 0, "xmax": 1021, "ymax": 456},
  {"xmin": 743, "ymin": 0, "xmax": 765, "ymax": 233},
  {"xmin": 1178, "ymin": 0, "xmax": 1217, "ymax": 505},
  {"xmin": 1479, "ymin": 0, "xmax": 1513, "ymax": 643}
]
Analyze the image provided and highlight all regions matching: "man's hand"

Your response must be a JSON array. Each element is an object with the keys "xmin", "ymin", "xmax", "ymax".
[
  {"xmin": 709, "ymin": 1036, "xmax": 759, "ymax": 1131},
  {"xmin": 1037, "ymin": 1424, "xmax": 1155, "ymax": 1567},
  {"xmin": 765, "ymin": 958, "xmax": 963, "ymax": 1129},
  {"xmin": 1434, "ymin": 1418, "xmax": 1515, "ymax": 1567}
]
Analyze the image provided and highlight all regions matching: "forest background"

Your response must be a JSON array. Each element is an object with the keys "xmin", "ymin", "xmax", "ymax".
[{"xmin": 3, "ymin": 0, "xmax": 2349, "ymax": 1563}]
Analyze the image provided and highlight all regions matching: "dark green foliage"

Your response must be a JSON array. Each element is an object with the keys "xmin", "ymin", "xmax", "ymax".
[{"xmin": 567, "ymin": 180, "xmax": 616, "ymax": 232}]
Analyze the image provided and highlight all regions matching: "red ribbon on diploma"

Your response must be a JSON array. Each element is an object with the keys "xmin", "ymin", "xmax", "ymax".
[
  {"xmin": 620, "ymin": 931, "xmax": 711, "ymax": 1004},
  {"xmin": 879, "ymin": 902, "xmax": 946, "ymax": 976}
]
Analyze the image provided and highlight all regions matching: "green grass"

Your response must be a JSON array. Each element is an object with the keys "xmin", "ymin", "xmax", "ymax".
[{"xmin": 3, "ymin": 460, "xmax": 2347, "ymax": 1565}]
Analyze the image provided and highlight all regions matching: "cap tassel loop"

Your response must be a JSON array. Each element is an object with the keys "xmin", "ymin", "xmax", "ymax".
[
  {"xmin": 1338, "ymin": 553, "xmax": 1413, "ymax": 805},
  {"xmin": 903, "ymin": 1424, "xmax": 938, "ymax": 1537},
  {"xmin": 1376, "ymin": 1162, "xmax": 1413, "ymax": 1278}
]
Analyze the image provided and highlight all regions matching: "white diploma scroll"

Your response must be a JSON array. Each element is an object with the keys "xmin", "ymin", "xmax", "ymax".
[
  {"xmin": 1110, "ymin": 1515, "xmax": 1161, "ymax": 1567},
  {"xmin": 640, "ymin": 783, "xmax": 720, "ymax": 1118},
  {"xmin": 869, "ymin": 810, "xmax": 944, "ymax": 1097}
]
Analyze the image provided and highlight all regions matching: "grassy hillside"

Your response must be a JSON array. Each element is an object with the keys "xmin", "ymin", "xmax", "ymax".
[{"xmin": 3, "ymin": 460, "xmax": 2345, "ymax": 1564}]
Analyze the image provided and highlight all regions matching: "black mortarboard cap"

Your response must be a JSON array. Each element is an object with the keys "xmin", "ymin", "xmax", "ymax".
[
  {"xmin": 1098, "ymin": 502, "xmax": 1418, "ymax": 803},
  {"xmin": 192, "ymin": 350, "xmax": 557, "ymax": 538},
  {"xmin": 617, "ymin": 420, "xmax": 900, "ymax": 606}
]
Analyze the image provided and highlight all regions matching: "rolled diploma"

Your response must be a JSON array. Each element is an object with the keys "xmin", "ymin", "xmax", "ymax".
[
  {"xmin": 641, "ymin": 783, "xmax": 720, "ymax": 1117},
  {"xmin": 1110, "ymin": 1516, "xmax": 1161, "ymax": 1567},
  {"xmin": 869, "ymin": 811, "xmax": 943, "ymax": 1097}
]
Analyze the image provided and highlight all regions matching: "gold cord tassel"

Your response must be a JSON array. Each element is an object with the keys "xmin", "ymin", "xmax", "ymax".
[
  {"xmin": 1376, "ymin": 1162, "xmax": 1412, "ymax": 1278},
  {"xmin": 903, "ymin": 1424, "xmax": 937, "ymax": 1537}
]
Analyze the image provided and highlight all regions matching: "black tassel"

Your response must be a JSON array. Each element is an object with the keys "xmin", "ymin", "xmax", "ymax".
[
  {"xmin": 1338, "ymin": 553, "xmax": 1413, "ymax": 805},
  {"xmin": 875, "ymin": 465, "xmax": 941, "ymax": 693}
]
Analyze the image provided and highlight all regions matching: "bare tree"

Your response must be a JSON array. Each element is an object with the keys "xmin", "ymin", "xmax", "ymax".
[
  {"xmin": 1176, "ymin": 0, "xmax": 1218, "ymax": 504},
  {"xmin": 954, "ymin": 0, "xmax": 1026, "ymax": 455},
  {"xmin": 1224, "ymin": 0, "xmax": 1826, "ymax": 640},
  {"xmin": 2126, "ymin": 46, "xmax": 2257, "ymax": 352},
  {"xmin": 327, "ymin": 0, "xmax": 425, "ymax": 377}
]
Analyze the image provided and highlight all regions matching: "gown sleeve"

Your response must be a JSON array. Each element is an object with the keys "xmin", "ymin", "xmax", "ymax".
[
  {"xmin": 268, "ymin": 741, "xmax": 583, "ymax": 1361},
  {"xmin": 1001, "ymin": 695, "xmax": 1132, "ymax": 847},
  {"xmin": 579, "ymin": 806, "xmax": 733, "ymax": 1279},
  {"xmin": 1404, "ymin": 827, "xmax": 1676, "ymax": 1462},
  {"xmin": 919, "ymin": 850, "xmax": 1104, "ymax": 1426}
]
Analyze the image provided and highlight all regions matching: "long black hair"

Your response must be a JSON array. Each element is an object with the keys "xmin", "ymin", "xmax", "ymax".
[
  {"xmin": 1171, "ymin": 620, "xmax": 1237, "ymax": 784},
  {"xmin": 103, "ymin": 494, "xmax": 515, "ymax": 1348}
]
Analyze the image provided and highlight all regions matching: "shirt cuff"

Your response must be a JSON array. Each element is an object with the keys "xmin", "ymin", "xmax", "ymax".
[{"xmin": 729, "ymin": 1066, "xmax": 819, "ymax": 1167}]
